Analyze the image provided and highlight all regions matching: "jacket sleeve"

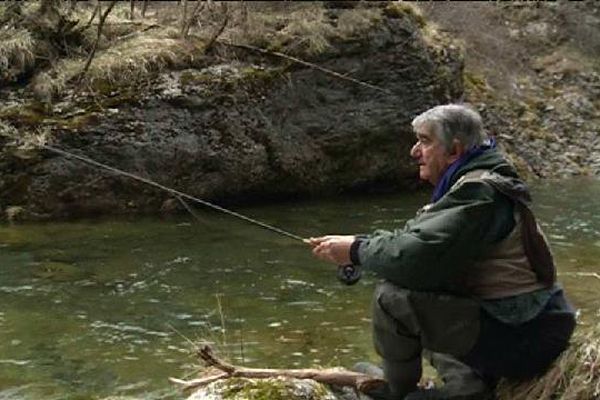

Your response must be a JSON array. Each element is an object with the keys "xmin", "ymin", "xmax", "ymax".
[{"xmin": 356, "ymin": 180, "xmax": 514, "ymax": 292}]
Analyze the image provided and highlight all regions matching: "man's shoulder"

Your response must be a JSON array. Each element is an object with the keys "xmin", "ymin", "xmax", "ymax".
[
  {"xmin": 443, "ymin": 169, "xmax": 500, "ymax": 202},
  {"xmin": 453, "ymin": 169, "xmax": 504, "ymax": 187},
  {"xmin": 454, "ymin": 169, "xmax": 531, "ymax": 205}
]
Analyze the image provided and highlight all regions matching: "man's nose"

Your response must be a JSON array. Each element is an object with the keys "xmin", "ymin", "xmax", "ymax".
[{"xmin": 410, "ymin": 142, "xmax": 420, "ymax": 158}]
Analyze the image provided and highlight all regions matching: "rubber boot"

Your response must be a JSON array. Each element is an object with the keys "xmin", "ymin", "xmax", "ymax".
[
  {"xmin": 353, "ymin": 361, "xmax": 384, "ymax": 378},
  {"xmin": 404, "ymin": 352, "xmax": 493, "ymax": 400},
  {"xmin": 353, "ymin": 359, "xmax": 422, "ymax": 400}
]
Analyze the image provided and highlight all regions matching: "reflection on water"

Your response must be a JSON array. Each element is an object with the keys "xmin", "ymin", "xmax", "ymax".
[{"xmin": 1, "ymin": 178, "xmax": 599, "ymax": 399}]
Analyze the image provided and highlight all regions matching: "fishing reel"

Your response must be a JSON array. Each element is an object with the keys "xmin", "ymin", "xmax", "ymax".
[{"xmin": 337, "ymin": 264, "xmax": 362, "ymax": 285}]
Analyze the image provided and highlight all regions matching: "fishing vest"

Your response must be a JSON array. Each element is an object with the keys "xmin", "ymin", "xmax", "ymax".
[{"xmin": 450, "ymin": 170, "xmax": 556, "ymax": 299}]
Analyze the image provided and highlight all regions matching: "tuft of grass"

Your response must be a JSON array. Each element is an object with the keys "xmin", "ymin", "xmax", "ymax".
[
  {"xmin": 277, "ymin": 8, "xmax": 335, "ymax": 56},
  {"xmin": 12, "ymin": 2, "xmax": 402, "ymax": 100},
  {"xmin": 0, "ymin": 27, "xmax": 36, "ymax": 83},
  {"xmin": 497, "ymin": 322, "xmax": 600, "ymax": 400},
  {"xmin": 30, "ymin": 28, "xmax": 203, "ymax": 100},
  {"xmin": 224, "ymin": 4, "xmax": 334, "ymax": 56},
  {"xmin": 383, "ymin": 2, "xmax": 427, "ymax": 28},
  {"xmin": 225, "ymin": 3, "xmax": 381, "ymax": 57}
]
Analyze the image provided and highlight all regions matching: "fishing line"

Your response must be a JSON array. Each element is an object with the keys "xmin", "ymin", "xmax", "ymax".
[{"xmin": 41, "ymin": 143, "xmax": 306, "ymax": 243}]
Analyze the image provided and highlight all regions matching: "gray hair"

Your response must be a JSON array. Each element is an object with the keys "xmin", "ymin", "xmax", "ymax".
[{"xmin": 411, "ymin": 104, "xmax": 488, "ymax": 152}]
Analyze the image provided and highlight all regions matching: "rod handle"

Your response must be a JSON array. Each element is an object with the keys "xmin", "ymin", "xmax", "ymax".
[{"xmin": 337, "ymin": 264, "xmax": 362, "ymax": 285}]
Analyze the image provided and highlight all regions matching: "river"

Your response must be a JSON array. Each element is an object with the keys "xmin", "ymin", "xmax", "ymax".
[{"xmin": 1, "ymin": 177, "xmax": 599, "ymax": 399}]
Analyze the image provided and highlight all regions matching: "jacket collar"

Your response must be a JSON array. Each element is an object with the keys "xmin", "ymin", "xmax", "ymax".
[{"xmin": 431, "ymin": 138, "xmax": 497, "ymax": 203}]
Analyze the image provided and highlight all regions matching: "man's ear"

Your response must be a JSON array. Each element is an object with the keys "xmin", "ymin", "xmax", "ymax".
[{"xmin": 448, "ymin": 139, "xmax": 466, "ymax": 163}]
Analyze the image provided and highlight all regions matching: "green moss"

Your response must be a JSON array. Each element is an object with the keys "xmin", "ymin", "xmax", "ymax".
[
  {"xmin": 1, "ymin": 100, "xmax": 103, "ymax": 132},
  {"xmin": 215, "ymin": 377, "xmax": 334, "ymax": 400},
  {"xmin": 178, "ymin": 66, "xmax": 284, "ymax": 99},
  {"xmin": 0, "ymin": 101, "xmax": 49, "ymax": 128},
  {"xmin": 89, "ymin": 78, "xmax": 118, "ymax": 97},
  {"xmin": 240, "ymin": 66, "xmax": 283, "ymax": 85},
  {"xmin": 464, "ymin": 72, "xmax": 488, "ymax": 92},
  {"xmin": 180, "ymin": 70, "xmax": 212, "ymax": 87},
  {"xmin": 220, "ymin": 378, "xmax": 290, "ymax": 400}
]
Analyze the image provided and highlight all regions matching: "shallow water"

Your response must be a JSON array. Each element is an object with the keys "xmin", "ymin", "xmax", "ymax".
[{"xmin": 1, "ymin": 178, "xmax": 599, "ymax": 399}]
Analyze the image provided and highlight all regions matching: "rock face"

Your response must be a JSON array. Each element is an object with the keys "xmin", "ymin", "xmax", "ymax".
[{"xmin": 0, "ymin": 4, "xmax": 463, "ymax": 219}]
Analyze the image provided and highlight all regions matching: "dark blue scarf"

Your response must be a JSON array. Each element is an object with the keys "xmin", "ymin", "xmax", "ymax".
[{"xmin": 431, "ymin": 138, "xmax": 497, "ymax": 203}]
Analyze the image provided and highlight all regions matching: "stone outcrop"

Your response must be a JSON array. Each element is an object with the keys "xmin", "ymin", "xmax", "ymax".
[{"xmin": 0, "ymin": 4, "xmax": 462, "ymax": 220}]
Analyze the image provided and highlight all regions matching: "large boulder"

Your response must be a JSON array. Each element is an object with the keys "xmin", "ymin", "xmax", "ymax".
[{"xmin": 0, "ymin": 3, "xmax": 463, "ymax": 219}]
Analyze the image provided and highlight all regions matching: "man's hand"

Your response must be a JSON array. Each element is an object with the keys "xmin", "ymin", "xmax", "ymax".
[{"xmin": 307, "ymin": 235, "xmax": 355, "ymax": 265}]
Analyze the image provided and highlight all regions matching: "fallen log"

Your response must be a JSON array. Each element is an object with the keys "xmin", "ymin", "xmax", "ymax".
[{"xmin": 169, "ymin": 345, "xmax": 386, "ymax": 394}]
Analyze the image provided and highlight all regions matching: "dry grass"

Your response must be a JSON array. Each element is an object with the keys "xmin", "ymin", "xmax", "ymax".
[
  {"xmin": 30, "ymin": 27, "xmax": 202, "ymax": 100},
  {"xmin": 3, "ymin": 1, "xmax": 391, "ymax": 100},
  {"xmin": 497, "ymin": 322, "xmax": 600, "ymax": 400},
  {"xmin": 223, "ymin": 3, "xmax": 381, "ymax": 56},
  {"xmin": 23, "ymin": 1, "xmax": 392, "ymax": 100},
  {"xmin": 0, "ymin": 27, "xmax": 35, "ymax": 82},
  {"xmin": 223, "ymin": 4, "xmax": 334, "ymax": 56}
]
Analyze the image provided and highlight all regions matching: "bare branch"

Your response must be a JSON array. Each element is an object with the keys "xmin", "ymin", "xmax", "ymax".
[
  {"xmin": 204, "ymin": 3, "xmax": 229, "ymax": 53},
  {"xmin": 180, "ymin": 0, "xmax": 188, "ymax": 38},
  {"xmin": 78, "ymin": 0, "xmax": 117, "ymax": 84},
  {"xmin": 130, "ymin": 0, "xmax": 135, "ymax": 20},
  {"xmin": 182, "ymin": 0, "xmax": 206, "ymax": 38},
  {"xmin": 141, "ymin": 0, "xmax": 148, "ymax": 18},
  {"xmin": 77, "ymin": 1, "xmax": 100, "ymax": 33},
  {"xmin": 170, "ymin": 345, "xmax": 386, "ymax": 394}
]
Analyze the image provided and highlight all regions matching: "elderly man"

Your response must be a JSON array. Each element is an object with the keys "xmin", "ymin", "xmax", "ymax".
[{"xmin": 309, "ymin": 104, "xmax": 576, "ymax": 400}]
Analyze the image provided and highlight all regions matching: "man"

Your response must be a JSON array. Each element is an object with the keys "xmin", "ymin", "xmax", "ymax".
[{"xmin": 309, "ymin": 104, "xmax": 576, "ymax": 400}]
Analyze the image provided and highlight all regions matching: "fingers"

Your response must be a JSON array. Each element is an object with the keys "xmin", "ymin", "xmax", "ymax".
[
  {"xmin": 310, "ymin": 236, "xmax": 353, "ymax": 265},
  {"xmin": 312, "ymin": 240, "xmax": 333, "ymax": 262},
  {"xmin": 306, "ymin": 236, "xmax": 327, "ymax": 246},
  {"xmin": 306, "ymin": 235, "xmax": 353, "ymax": 247}
]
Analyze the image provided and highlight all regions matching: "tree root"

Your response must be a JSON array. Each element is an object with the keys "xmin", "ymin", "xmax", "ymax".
[{"xmin": 169, "ymin": 345, "xmax": 386, "ymax": 394}]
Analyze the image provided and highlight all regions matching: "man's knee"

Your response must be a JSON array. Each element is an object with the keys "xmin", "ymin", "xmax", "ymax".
[
  {"xmin": 372, "ymin": 282, "xmax": 422, "ymax": 361},
  {"xmin": 372, "ymin": 281, "xmax": 481, "ymax": 357}
]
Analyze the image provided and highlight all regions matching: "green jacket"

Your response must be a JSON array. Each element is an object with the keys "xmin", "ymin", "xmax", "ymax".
[{"xmin": 352, "ymin": 149, "xmax": 556, "ymax": 324}]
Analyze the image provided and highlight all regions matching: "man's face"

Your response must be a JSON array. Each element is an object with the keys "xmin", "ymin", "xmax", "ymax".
[{"xmin": 410, "ymin": 128, "xmax": 456, "ymax": 185}]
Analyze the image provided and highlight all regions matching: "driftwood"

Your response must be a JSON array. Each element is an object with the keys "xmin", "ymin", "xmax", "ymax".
[{"xmin": 169, "ymin": 345, "xmax": 386, "ymax": 394}]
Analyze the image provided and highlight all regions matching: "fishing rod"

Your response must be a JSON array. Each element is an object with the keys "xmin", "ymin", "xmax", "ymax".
[{"xmin": 39, "ymin": 143, "xmax": 362, "ymax": 285}]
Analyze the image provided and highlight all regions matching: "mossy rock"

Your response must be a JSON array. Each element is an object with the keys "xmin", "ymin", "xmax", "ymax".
[{"xmin": 186, "ymin": 377, "xmax": 342, "ymax": 400}]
